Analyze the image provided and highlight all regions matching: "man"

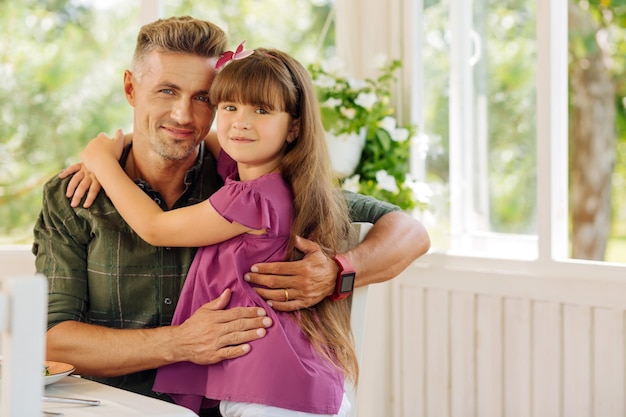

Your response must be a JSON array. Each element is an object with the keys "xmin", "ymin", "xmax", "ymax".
[{"xmin": 33, "ymin": 15, "xmax": 429, "ymax": 415}]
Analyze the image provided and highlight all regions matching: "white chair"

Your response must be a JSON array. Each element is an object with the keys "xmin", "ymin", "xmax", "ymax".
[
  {"xmin": 346, "ymin": 222, "xmax": 373, "ymax": 417},
  {"xmin": 0, "ymin": 274, "xmax": 47, "ymax": 417}
]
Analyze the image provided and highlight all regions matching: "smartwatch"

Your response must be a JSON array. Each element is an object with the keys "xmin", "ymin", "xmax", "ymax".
[{"xmin": 330, "ymin": 254, "xmax": 356, "ymax": 301}]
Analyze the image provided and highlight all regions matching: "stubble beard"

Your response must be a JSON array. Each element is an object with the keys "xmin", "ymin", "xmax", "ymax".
[{"xmin": 153, "ymin": 133, "xmax": 202, "ymax": 162}]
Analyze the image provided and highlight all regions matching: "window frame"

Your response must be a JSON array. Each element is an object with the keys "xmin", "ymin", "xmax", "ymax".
[
  {"xmin": 420, "ymin": 0, "xmax": 573, "ymax": 263},
  {"xmin": 406, "ymin": 0, "xmax": 625, "ymax": 278}
]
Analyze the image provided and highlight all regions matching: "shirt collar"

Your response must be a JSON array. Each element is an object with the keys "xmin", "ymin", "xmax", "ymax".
[{"xmin": 119, "ymin": 141, "xmax": 206, "ymax": 209}]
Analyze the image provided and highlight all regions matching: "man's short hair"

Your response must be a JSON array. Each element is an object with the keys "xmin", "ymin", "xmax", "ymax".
[{"xmin": 131, "ymin": 16, "xmax": 227, "ymax": 78}]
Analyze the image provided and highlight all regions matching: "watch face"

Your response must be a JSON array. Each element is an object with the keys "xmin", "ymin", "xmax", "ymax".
[{"xmin": 340, "ymin": 272, "xmax": 356, "ymax": 293}]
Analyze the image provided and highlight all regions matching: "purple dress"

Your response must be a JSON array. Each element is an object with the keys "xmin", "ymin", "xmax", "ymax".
[{"xmin": 152, "ymin": 153, "xmax": 344, "ymax": 414}]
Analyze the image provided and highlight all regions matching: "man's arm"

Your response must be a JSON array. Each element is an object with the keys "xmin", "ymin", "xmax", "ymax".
[
  {"xmin": 246, "ymin": 202, "xmax": 430, "ymax": 311},
  {"xmin": 346, "ymin": 210, "xmax": 429, "ymax": 286},
  {"xmin": 46, "ymin": 290, "xmax": 271, "ymax": 377}
]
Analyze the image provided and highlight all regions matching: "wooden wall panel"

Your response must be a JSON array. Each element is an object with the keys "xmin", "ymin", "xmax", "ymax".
[
  {"xmin": 476, "ymin": 295, "xmax": 503, "ymax": 417},
  {"xmin": 563, "ymin": 304, "xmax": 592, "ymax": 417},
  {"xmin": 425, "ymin": 289, "xmax": 450, "ymax": 417},
  {"xmin": 503, "ymin": 298, "xmax": 531, "ymax": 417},
  {"xmin": 399, "ymin": 286, "xmax": 425, "ymax": 417},
  {"xmin": 593, "ymin": 308, "xmax": 624, "ymax": 416},
  {"xmin": 389, "ymin": 266, "xmax": 626, "ymax": 417},
  {"xmin": 450, "ymin": 292, "xmax": 476, "ymax": 417}
]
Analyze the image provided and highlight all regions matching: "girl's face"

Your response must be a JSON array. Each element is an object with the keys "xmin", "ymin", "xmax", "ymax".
[{"xmin": 216, "ymin": 101, "xmax": 296, "ymax": 180}]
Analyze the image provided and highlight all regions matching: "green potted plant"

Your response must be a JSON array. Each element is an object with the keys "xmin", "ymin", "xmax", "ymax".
[{"xmin": 308, "ymin": 57, "xmax": 431, "ymax": 212}]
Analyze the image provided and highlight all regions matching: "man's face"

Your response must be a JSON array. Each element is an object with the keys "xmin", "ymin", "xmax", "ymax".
[{"xmin": 124, "ymin": 51, "xmax": 218, "ymax": 161}]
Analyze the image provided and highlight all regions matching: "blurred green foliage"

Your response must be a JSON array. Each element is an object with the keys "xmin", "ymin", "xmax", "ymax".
[
  {"xmin": 166, "ymin": 0, "xmax": 334, "ymax": 63},
  {"xmin": 0, "ymin": 0, "xmax": 333, "ymax": 244},
  {"xmin": 0, "ymin": 0, "xmax": 137, "ymax": 243}
]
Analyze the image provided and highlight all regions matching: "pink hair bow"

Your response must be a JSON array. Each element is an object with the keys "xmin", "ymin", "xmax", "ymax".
[{"xmin": 215, "ymin": 41, "xmax": 255, "ymax": 69}]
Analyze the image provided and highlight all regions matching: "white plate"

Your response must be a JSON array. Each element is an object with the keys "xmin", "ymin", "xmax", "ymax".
[{"xmin": 44, "ymin": 361, "xmax": 75, "ymax": 385}]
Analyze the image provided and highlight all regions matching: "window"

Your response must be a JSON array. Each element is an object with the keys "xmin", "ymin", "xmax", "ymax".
[{"xmin": 419, "ymin": 0, "xmax": 626, "ymax": 264}]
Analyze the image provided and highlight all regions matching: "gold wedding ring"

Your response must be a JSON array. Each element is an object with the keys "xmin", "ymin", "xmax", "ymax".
[{"xmin": 283, "ymin": 288, "xmax": 289, "ymax": 302}]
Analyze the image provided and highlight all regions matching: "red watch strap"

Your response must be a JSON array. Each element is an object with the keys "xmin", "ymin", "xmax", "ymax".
[
  {"xmin": 330, "ymin": 254, "xmax": 355, "ymax": 301},
  {"xmin": 333, "ymin": 254, "xmax": 354, "ymax": 272}
]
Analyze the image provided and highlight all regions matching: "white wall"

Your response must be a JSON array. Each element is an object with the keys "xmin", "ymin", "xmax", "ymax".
[
  {"xmin": 0, "ymin": 247, "xmax": 35, "ymax": 277},
  {"xmin": 354, "ymin": 255, "xmax": 626, "ymax": 417}
]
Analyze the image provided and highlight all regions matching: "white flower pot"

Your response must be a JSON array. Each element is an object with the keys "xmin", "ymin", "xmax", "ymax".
[{"xmin": 324, "ymin": 128, "xmax": 366, "ymax": 178}]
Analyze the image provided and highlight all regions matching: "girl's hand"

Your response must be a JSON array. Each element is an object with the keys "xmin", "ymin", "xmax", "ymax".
[
  {"xmin": 59, "ymin": 163, "xmax": 102, "ymax": 208},
  {"xmin": 61, "ymin": 130, "xmax": 125, "ymax": 208},
  {"xmin": 80, "ymin": 129, "xmax": 125, "ymax": 173}
]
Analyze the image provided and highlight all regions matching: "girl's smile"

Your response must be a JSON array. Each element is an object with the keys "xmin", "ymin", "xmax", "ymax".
[{"xmin": 216, "ymin": 102, "xmax": 295, "ymax": 180}]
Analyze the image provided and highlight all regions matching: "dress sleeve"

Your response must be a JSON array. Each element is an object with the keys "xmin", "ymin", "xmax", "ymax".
[
  {"xmin": 217, "ymin": 150, "xmax": 237, "ymax": 181},
  {"xmin": 209, "ymin": 180, "xmax": 278, "ymax": 233}
]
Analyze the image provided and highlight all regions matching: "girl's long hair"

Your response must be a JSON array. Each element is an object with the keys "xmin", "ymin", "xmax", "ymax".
[{"xmin": 210, "ymin": 48, "xmax": 358, "ymax": 383}]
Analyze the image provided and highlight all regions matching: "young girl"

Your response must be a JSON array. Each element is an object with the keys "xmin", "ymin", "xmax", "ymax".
[{"xmin": 80, "ymin": 45, "xmax": 357, "ymax": 417}]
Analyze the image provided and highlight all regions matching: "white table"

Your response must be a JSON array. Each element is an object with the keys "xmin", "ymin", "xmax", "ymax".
[{"xmin": 43, "ymin": 376, "xmax": 197, "ymax": 416}]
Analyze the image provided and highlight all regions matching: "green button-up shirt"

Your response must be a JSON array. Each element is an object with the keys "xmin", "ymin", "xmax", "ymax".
[{"xmin": 32, "ymin": 143, "xmax": 399, "ymax": 399}]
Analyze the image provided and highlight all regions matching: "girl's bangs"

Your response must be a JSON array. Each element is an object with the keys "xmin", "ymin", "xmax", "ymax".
[{"xmin": 211, "ymin": 60, "xmax": 293, "ymax": 112}]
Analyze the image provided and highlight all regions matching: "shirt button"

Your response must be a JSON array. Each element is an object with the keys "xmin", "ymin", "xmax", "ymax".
[{"xmin": 164, "ymin": 297, "xmax": 172, "ymax": 305}]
